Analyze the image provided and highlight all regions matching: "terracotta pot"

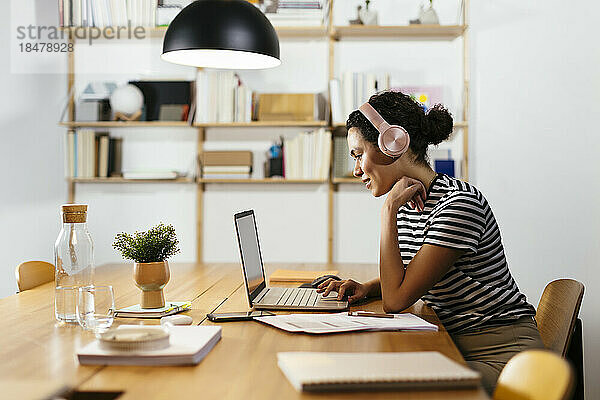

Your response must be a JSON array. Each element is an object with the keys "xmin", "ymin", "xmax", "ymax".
[{"xmin": 133, "ymin": 261, "xmax": 170, "ymax": 309}]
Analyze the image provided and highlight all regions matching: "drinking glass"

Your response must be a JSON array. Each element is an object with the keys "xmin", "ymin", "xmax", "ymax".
[{"xmin": 76, "ymin": 285, "xmax": 115, "ymax": 332}]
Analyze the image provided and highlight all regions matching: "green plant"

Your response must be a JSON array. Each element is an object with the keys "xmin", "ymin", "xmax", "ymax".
[{"xmin": 113, "ymin": 223, "xmax": 180, "ymax": 263}]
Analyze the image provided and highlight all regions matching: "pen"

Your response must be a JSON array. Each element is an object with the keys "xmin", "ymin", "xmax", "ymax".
[{"xmin": 347, "ymin": 311, "xmax": 395, "ymax": 319}]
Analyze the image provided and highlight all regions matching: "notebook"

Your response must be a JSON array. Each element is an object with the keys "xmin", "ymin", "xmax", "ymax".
[
  {"xmin": 77, "ymin": 326, "xmax": 221, "ymax": 366},
  {"xmin": 269, "ymin": 269, "xmax": 339, "ymax": 283},
  {"xmin": 277, "ymin": 352, "xmax": 481, "ymax": 392},
  {"xmin": 115, "ymin": 301, "xmax": 192, "ymax": 318}
]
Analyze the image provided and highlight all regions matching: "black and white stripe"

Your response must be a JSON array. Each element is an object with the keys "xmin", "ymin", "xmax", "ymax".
[{"xmin": 397, "ymin": 174, "xmax": 536, "ymax": 333}]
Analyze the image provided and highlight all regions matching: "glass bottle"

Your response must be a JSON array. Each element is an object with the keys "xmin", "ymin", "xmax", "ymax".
[{"xmin": 54, "ymin": 204, "xmax": 95, "ymax": 323}]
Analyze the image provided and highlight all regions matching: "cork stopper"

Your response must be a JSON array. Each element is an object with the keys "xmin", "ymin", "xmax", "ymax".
[{"xmin": 61, "ymin": 204, "xmax": 88, "ymax": 223}]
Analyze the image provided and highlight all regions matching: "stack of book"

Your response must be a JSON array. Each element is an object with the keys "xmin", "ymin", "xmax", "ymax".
[
  {"xmin": 283, "ymin": 128, "xmax": 331, "ymax": 180},
  {"xmin": 200, "ymin": 151, "xmax": 253, "ymax": 180},
  {"xmin": 265, "ymin": 0, "xmax": 330, "ymax": 27},
  {"xmin": 65, "ymin": 130, "xmax": 122, "ymax": 178},
  {"xmin": 329, "ymin": 72, "xmax": 391, "ymax": 125},
  {"xmin": 194, "ymin": 70, "xmax": 254, "ymax": 124},
  {"xmin": 59, "ymin": 0, "xmax": 158, "ymax": 28}
]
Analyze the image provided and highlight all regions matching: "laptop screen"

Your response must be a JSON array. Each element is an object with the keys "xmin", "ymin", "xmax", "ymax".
[{"xmin": 234, "ymin": 210, "xmax": 266, "ymax": 304}]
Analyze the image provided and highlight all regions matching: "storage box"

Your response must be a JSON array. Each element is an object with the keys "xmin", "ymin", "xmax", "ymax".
[
  {"xmin": 257, "ymin": 93, "xmax": 326, "ymax": 121},
  {"xmin": 200, "ymin": 151, "xmax": 253, "ymax": 167}
]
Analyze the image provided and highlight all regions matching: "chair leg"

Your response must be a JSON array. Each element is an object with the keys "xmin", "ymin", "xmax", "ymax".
[{"xmin": 567, "ymin": 318, "xmax": 584, "ymax": 400}]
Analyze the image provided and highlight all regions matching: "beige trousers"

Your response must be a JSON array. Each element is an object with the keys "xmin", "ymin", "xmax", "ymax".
[{"xmin": 450, "ymin": 316, "xmax": 545, "ymax": 396}]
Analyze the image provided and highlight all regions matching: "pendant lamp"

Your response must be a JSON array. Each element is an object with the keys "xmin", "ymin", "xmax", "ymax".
[{"xmin": 161, "ymin": 0, "xmax": 281, "ymax": 69}]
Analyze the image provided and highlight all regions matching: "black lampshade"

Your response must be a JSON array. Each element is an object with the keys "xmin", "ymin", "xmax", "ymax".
[{"xmin": 161, "ymin": 0, "xmax": 281, "ymax": 69}]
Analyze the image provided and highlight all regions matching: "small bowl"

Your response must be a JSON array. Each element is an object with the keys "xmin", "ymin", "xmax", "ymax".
[{"xmin": 97, "ymin": 326, "xmax": 170, "ymax": 351}]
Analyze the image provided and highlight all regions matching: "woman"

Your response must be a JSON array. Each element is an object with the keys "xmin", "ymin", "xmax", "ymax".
[{"xmin": 317, "ymin": 91, "xmax": 543, "ymax": 395}]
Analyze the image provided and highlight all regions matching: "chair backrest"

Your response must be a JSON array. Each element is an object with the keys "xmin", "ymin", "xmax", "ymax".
[
  {"xmin": 536, "ymin": 279, "xmax": 584, "ymax": 356},
  {"xmin": 15, "ymin": 261, "xmax": 55, "ymax": 292},
  {"xmin": 494, "ymin": 349, "xmax": 574, "ymax": 400}
]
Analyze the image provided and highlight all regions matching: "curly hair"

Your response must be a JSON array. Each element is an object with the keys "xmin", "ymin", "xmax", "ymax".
[{"xmin": 346, "ymin": 90, "xmax": 453, "ymax": 165}]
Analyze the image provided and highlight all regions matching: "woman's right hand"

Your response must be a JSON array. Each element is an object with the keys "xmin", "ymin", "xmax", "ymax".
[{"xmin": 316, "ymin": 278, "xmax": 369, "ymax": 303}]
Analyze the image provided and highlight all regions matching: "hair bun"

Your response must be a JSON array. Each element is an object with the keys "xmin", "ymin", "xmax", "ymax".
[{"xmin": 424, "ymin": 104, "xmax": 453, "ymax": 145}]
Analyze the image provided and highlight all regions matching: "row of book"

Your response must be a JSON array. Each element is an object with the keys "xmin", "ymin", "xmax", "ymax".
[
  {"xmin": 193, "ymin": 70, "xmax": 253, "ymax": 124},
  {"xmin": 265, "ymin": 0, "xmax": 330, "ymax": 27},
  {"xmin": 65, "ymin": 130, "xmax": 122, "ymax": 178},
  {"xmin": 59, "ymin": 0, "xmax": 158, "ymax": 28},
  {"xmin": 329, "ymin": 72, "xmax": 391, "ymax": 125},
  {"xmin": 283, "ymin": 128, "xmax": 331, "ymax": 180}
]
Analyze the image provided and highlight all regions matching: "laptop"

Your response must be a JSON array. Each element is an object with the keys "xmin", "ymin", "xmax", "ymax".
[{"xmin": 234, "ymin": 210, "xmax": 348, "ymax": 311}]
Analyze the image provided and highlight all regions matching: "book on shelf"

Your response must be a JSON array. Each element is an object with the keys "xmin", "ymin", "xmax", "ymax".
[
  {"xmin": 341, "ymin": 71, "xmax": 390, "ymax": 119},
  {"xmin": 283, "ymin": 128, "xmax": 331, "ymax": 180},
  {"xmin": 59, "ymin": 0, "xmax": 157, "ymax": 28},
  {"xmin": 194, "ymin": 70, "xmax": 253, "ymax": 124},
  {"xmin": 121, "ymin": 171, "xmax": 180, "ymax": 180},
  {"xmin": 64, "ymin": 130, "xmax": 122, "ymax": 178},
  {"xmin": 328, "ymin": 79, "xmax": 343, "ymax": 125},
  {"xmin": 264, "ymin": 0, "xmax": 330, "ymax": 27},
  {"xmin": 333, "ymin": 136, "xmax": 354, "ymax": 178},
  {"xmin": 77, "ymin": 325, "xmax": 222, "ymax": 366}
]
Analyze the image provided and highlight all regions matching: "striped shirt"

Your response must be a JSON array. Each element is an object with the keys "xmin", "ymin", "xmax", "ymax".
[{"xmin": 397, "ymin": 174, "xmax": 536, "ymax": 334}]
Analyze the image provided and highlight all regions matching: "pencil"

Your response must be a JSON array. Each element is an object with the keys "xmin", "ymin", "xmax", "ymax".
[{"xmin": 347, "ymin": 311, "xmax": 395, "ymax": 319}]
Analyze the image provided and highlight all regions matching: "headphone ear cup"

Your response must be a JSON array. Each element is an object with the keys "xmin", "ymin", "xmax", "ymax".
[{"xmin": 378, "ymin": 126, "xmax": 410, "ymax": 157}]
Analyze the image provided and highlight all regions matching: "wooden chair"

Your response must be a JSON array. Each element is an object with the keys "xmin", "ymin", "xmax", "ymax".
[
  {"xmin": 15, "ymin": 261, "xmax": 55, "ymax": 292},
  {"xmin": 536, "ymin": 279, "xmax": 584, "ymax": 400},
  {"xmin": 536, "ymin": 279, "xmax": 585, "ymax": 356},
  {"xmin": 494, "ymin": 350, "xmax": 574, "ymax": 400}
]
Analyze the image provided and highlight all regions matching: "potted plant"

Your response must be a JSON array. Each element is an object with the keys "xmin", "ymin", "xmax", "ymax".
[{"xmin": 113, "ymin": 223, "xmax": 180, "ymax": 309}]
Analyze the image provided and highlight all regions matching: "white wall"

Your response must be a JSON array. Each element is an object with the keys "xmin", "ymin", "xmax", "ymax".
[
  {"xmin": 1, "ymin": 0, "xmax": 598, "ymax": 397},
  {"xmin": 470, "ymin": 2, "xmax": 600, "ymax": 398},
  {"xmin": 0, "ymin": 1, "xmax": 67, "ymax": 297}
]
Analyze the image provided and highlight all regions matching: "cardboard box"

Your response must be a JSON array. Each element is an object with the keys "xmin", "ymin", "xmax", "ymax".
[
  {"xmin": 257, "ymin": 93, "xmax": 326, "ymax": 121},
  {"xmin": 200, "ymin": 151, "xmax": 253, "ymax": 166}
]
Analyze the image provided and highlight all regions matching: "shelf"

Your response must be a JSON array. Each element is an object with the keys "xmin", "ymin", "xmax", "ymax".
[
  {"xmin": 60, "ymin": 25, "xmax": 328, "ymax": 39},
  {"xmin": 62, "ymin": 25, "xmax": 466, "ymax": 42},
  {"xmin": 60, "ymin": 121, "xmax": 329, "ymax": 128},
  {"xmin": 332, "ymin": 177, "xmax": 361, "ymax": 184},
  {"xmin": 332, "ymin": 121, "xmax": 469, "ymax": 129},
  {"xmin": 60, "ymin": 121, "xmax": 191, "ymax": 128},
  {"xmin": 194, "ymin": 121, "xmax": 328, "ymax": 128},
  {"xmin": 198, "ymin": 178, "xmax": 327, "ymax": 184},
  {"xmin": 68, "ymin": 177, "xmax": 194, "ymax": 183},
  {"xmin": 69, "ymin": 177, "xmax": 327, "ymax": 184},
  {"xmin": 332, "ymin": 25, "xmax": 466, "ymax": 40},
  {"xmin": 275, "ymin": 26, "xmax": 328, "ymax": 38}
]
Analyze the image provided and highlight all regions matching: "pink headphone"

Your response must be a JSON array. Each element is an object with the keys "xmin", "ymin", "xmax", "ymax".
[{"xmin": 359, "ymin": 102, "xmax": 410, "ymax": 158}]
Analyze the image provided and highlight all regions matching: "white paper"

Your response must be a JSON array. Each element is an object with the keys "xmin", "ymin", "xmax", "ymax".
[{"xmin": 254, "ymin": 312, "xmax": 438, "ymax": 334}]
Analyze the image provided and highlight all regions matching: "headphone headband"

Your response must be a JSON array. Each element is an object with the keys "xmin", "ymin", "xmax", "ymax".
[{"xmin": 358, "ymin": 102, "xmax": 410, "ymax": 158}]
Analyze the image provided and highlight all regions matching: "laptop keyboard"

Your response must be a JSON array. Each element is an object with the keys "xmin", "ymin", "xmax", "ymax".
[{"xmin": 256, "ymin": 287, "xmax": 320, "ymax": 307}]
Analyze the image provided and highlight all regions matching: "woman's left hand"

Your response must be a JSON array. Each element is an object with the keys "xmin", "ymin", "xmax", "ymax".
[{"xmin": 384, "ymin": 177, "xmax": 427, "ymax": 212}]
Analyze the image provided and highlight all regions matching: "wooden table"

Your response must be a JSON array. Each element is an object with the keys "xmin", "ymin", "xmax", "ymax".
[{"xmin": 0, "ymin": 263, "xmax": 489, "ymax": 400}]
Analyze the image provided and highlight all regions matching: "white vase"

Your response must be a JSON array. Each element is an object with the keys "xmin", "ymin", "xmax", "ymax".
[
  {"xmin": 420, "ymin": 5, "xmax": 439, "ymax": 25},
  {"xmin": 359, "ymin": 8, "xmax": 378, "ymax": 25}
]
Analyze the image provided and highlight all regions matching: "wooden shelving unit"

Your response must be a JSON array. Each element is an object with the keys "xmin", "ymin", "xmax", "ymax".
[{"xmin": 63, "ymin": 0, "xmax": 469, "ymax": 264}]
